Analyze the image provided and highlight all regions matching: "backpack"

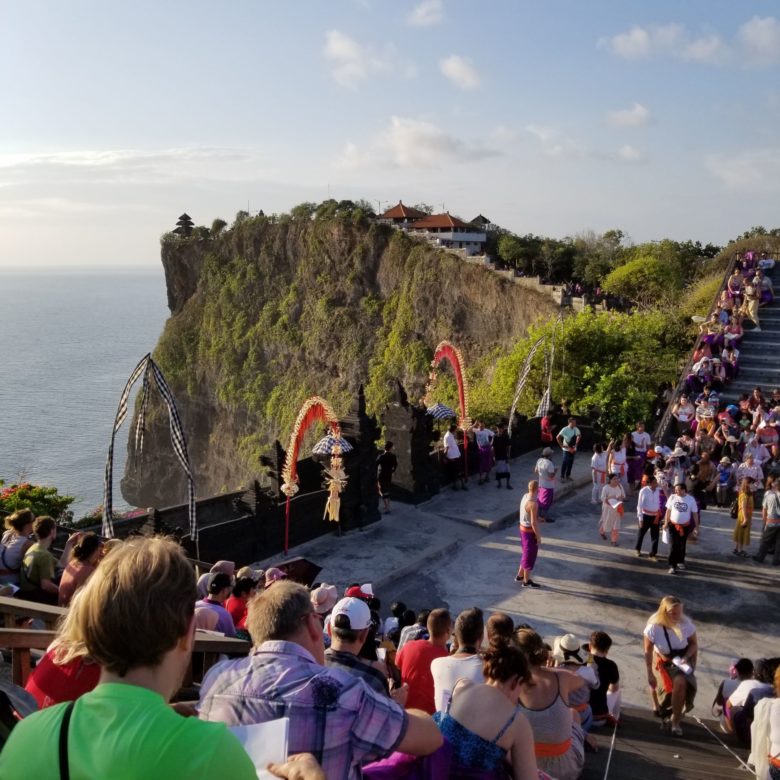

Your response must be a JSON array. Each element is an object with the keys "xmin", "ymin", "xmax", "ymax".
[{"xmin": 730, "ymin": 498, "xmax": 739, "ymax": 519}]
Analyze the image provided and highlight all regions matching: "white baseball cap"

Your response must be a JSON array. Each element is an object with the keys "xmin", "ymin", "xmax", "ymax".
[{"xmin": 331, "ymin": 597, "xmax": 372, "ymax": 631}]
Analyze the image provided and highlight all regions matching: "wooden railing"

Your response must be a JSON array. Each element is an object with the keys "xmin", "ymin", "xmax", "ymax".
[
  {"xmin": 654, "ymin": 254, "xmax": 739, "ymax": 444},
  {"xmin": 0, "ymin": 596, "xmax": 251, "ymax": 687}
]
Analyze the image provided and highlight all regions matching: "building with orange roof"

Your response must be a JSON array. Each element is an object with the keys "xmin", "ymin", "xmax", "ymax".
[{"xmin": 406, "ymin": 212, "xmax": 487, "ymax": 256}]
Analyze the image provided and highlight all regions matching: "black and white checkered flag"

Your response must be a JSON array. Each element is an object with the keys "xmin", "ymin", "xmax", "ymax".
[{"xmin": 103, "ymin": 354, "xmax": 197, "ymax": 551}]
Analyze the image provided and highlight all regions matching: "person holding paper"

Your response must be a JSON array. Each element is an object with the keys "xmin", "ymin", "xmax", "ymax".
[
  {"xmin": 643, "ymin": 596, "xmax": 698, "ymax": 736},
  {"xmin": 599, "ymin": 473, "xmax": 625, "ymax": 546},
  {"xmin": 0, "ymin": 536, "xmax": 259, "ymax": 780},
  {"xmin": 199, "ymin": 580, "xmax": 442, "ymax": 780}
]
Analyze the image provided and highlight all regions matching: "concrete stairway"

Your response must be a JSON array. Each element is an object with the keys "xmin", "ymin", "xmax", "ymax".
[{"xmin": 720, "ymin": 265, "xmax": 780, "ymax": 401}]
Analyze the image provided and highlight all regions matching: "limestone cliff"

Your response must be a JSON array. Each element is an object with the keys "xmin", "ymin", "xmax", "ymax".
[{"xmin": 121, "ymin": 212, "xmax": 558, "ymax": 508}]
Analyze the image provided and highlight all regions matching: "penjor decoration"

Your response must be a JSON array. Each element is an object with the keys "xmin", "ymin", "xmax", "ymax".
[
  {"xmin": 280, "ymin": 396, "xmax": 347, "ymax": 553},
  {"xmin": 424, "ymin": 340, "xmax": 471, "ymax": 476}
]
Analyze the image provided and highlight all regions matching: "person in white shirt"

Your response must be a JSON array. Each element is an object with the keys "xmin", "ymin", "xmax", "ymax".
[
  {"xmin": 590, "ymin": 444, "xmax": 608, "ymax": 504},
  {"xmin": 629, "ymin": 422, "xmax": 652, "ymax": 489},
  {"xmin": 443, "ymin": 424, "xmax": 468, "ymax": 491},
  {"xmin": 664, "ymin": 481, "xmax": 699, "ymax": 574},
  {"xmin": 473, "ymin": 421, "xmax": 495, "ymax": 485},
  {"xmin": 431, "ymin": 608, "xmax": 485, "ymax": 712},
  {"xmin": 534, "ymin": 448, "xmax": 556, "ymax": 522},
  {"xmin": 636, "ymin": 476, "xmax": 662, "ymax": 559}
]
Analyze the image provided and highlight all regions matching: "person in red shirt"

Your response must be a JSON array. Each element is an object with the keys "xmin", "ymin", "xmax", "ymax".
[
  {"xmin": 224, "ymin": 576, "xmax": 258, "ymax": 630},
  {"xmin": 25, "ymin": 592, "xmax": 100, "ymax": 708},
  {"xmin": 395, "ymin": 608, "xmax": 451, "ymax": 714}
]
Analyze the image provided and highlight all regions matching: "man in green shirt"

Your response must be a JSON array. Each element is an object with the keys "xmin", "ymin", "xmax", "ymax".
[
  {"xmin": 0, "ymin": 536, "xmax": 258, "ymax": 779},
  {"xmin": 18, "ymin": 515, "xmax": 74, "ymax": 605}
]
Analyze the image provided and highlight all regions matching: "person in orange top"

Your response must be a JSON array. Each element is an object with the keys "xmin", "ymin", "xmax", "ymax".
[
  {"xmin": 395, "ymin": 608, "xmax": 451, "ymax": 713},
  {"xmin": 58, "ymin": 532, "xmax": 103, "ymax": 607}
]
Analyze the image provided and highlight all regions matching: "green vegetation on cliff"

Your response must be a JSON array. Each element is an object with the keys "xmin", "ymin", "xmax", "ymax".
[{"xmin": 134, "ymin": 204, "xmax": 780, "ymax": 502}]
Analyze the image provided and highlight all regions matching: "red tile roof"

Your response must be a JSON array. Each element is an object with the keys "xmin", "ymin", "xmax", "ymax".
[
  {"xmin": 407, "ymin": 212, "xmax": 475, "ymax": 230},
  {"xmin": 380, "ymin": 201, "xmax": 428, "ymax": 220}
]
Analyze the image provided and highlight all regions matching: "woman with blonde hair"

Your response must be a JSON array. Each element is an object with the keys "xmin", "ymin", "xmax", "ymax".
[
  {"xmin": 24, "ymin": 588, "xmax": 100, "ymax": 708},
  {"xmin": 643, "ymin": 595, "xmax": 698, "ymax": 736},
  {"xmin": 0, "ymin": 508, "xmax": 35, "ymax": 585},
  {"xmin": 734, "ymin": 476, "xmax": 754, "ymax": 557}
]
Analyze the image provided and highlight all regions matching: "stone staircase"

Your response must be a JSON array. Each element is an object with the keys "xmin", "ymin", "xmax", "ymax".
[{"xmin": 721, "ymin": 264, "xmax": 780, "ymax": 401}]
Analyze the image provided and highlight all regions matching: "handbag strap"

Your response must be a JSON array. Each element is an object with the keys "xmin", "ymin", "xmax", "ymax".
[{"xmin": 59, "ymin": 700, "xmax": 76, "ymax": 780}]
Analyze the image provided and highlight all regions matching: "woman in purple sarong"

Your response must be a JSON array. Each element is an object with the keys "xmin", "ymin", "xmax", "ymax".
[
  {"xmin": 727, "ymin": 268, "xmax": 744, "ymax": 307},
  {"xmin": 534, "ymin": 448, "xmax": 556, "ymax": 522},
  {"xmin": 516, "ymin": 480, "xmax": 543, "ymax": 588}
]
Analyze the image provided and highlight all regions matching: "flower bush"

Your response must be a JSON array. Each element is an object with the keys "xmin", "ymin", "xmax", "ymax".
[{"xmin": 0, "ymin": 480, "xmax": 75, "ymax": 521}]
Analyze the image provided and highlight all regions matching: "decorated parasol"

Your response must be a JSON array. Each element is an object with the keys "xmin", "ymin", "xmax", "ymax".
[
  {"xmin": 425, "ymin": 402, "xmax": 457, "ymax": 420},
  {"xmin": 312, "ymin": 434, "xmax": 354, "ymax": 455}
]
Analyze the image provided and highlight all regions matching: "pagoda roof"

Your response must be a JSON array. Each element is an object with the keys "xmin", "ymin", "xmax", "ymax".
[
  {"xmin": 177, "ymin": 213, "xmax": 193, "ymax": 221},
  {"xmin": 380, "ymin": 201, "xmax": 428, "ymax": 220},
  {"xmin": 407, "ymin": 212, "xmax": 475, "ymax": 230},
  {"xmin": 470, "ymin": 214, "xmax": 492, "ymax": 225}
]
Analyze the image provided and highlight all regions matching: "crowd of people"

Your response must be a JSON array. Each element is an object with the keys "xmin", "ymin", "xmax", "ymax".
[{"xmin": 1, "ymin": 528, "xmax": 637, "ymax": 779}]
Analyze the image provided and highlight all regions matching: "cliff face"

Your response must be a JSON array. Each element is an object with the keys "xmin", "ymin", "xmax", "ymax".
[{"xmin": 121, "ymin": 214, "xmax": 558, "ymax": 508}]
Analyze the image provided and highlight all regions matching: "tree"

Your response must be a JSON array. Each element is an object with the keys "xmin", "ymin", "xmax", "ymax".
[
  {"xmin": 412, "ymin": 203, "xmax": 434, "ymax": 215},
  {"xmin": 233, "ymin": 210, "xmax": 250, "ymax": 227},
  {"xmin": 291, "ymin": 202, "xmax": 317, "ymax": 220},
  {"xmin": 211, "ymin": 218, "xmax": 228, "ymax": 237},
  {"xmin": 601, "ymin": 256, "xmax": 678, "ymax": 308}
]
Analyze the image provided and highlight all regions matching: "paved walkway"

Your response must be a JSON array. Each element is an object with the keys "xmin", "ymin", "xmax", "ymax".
[
  {"xmin": 260, "ymin": 446, "xmax": 779, "ymax": 738},
  {"xmin": 258, "ymin": 447, "xmax": 593, "ymax": 590}
]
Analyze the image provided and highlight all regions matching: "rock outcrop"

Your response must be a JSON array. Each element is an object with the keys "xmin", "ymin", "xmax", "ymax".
[{"xmin": 121, "ymin": 213, "xmax": 558, "ymax": 508}]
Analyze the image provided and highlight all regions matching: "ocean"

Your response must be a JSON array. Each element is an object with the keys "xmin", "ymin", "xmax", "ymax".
[{"xmin": 0, "ymin": 269, "xmax": 169, "ymax": 517}]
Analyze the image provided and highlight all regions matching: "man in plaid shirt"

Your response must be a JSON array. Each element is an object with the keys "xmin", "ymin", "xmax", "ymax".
[{"xmin": 198, "ymin": 581, "xmax": 442, "ymax": 779}]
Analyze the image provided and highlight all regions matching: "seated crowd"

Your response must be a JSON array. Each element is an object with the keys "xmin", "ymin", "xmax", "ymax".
[{"xmin": 2, "ymin": 528, "xmax": 630, "ymax": 780}]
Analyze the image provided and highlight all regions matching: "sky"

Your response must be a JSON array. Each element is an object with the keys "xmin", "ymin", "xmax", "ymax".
[{"xmin": 1, "ymin": 0, "xmax": 780, "ymax": 268}]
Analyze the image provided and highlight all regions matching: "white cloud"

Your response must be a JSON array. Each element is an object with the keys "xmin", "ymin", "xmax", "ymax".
[
  {"xmin": 681, "ymin": 34, "xmax": 724, "ymax": 63},
  {"xmin": 707, "ymin": 148, "xmax": 780, "ymax": 192},
  {"xmin": 598, "ymin": 23, "xmax": 683, "ymax": 59},
  {"xmin": 525, "ymin": 125, "xmax": 584, "ymax": 160},
  {"xmin": 617, "ymin": 144, "xmax": 643, "ymax": 162},
  {"xmin": 738, "ymin": 16, "xmax": 780, "ymax": 66},
  {"xmin": 606, "ymin": 102, "xmax": 651, "ymax": 127},
  {"xmin": 323, "ymin": 30, "xmax": 398, "ymax": 88},
  {"xmin": 599, "ymin": 17, "xmax": 780, "ymax": 67},
  {"xmin": 439, "ymin": 54, "xmax": 481, "ymax": 90},
  {"xmin": 337, "ymin": 116, "xmax": 499, "ymax": 169},
  {"xmin": 407, "ymin": 0, "xmax": 443, "ymax": 27}
]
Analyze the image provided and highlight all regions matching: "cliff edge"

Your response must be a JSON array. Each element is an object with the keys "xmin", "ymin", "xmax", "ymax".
[{"xmin": 122, "ymin": 211, "xmax": 558, "ymax": 508}]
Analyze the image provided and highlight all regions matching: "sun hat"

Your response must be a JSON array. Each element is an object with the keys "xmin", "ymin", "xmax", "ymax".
[
  {"xmin": 553, "ymin": 634, "xmax": 586, "ymax": 665},
  {"xmin": 236, "ymin": 566, "xmax": 263, "ymax": 583},
  {"xmin": 720, "ymin": 456, "xmax": 731, "ymax": 465},
  {"xmin": 311, "ymin": 583, "xmax": 339, "ymax": 615},
  {"xmin": 264, "ymin": 567, "xmax": 288, "ymax": 587},
  {"xmin": 331, "ymin": 597, "xmax": 372, "ymax": 631},
  {"xmin": 670, "ymin": 447, "xmax": 686, "ymax": 458}
]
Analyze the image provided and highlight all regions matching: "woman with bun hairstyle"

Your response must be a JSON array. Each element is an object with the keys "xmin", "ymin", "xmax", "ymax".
[
  {"xmin": 432, "ymin": 637, "xmax": 540, "ymax": 779},
  {"xmin": 513, "ymin": 628, "xmax": 586, "ymax": 780},
  {"xmin": 58, "ymin": 532, "xmax": 103, "ymax": 607},
  {"xmin": 0, "ymin": 508, "xmax": 35, "ymax": 585}
]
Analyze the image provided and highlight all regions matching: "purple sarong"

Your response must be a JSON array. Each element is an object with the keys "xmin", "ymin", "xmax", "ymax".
[
  {"xmin": 627, "ymin": 452, "xmax": 646, "ymax": 483},
  {"xmin": 520, "ymin": 529, "xmax": 539, "ymax": 571},
  {"xmin": 478, "ymin": 445, "xmax": 493, "ymax": 474},
  {"xmin": 538, "ymin": 486, "xmax": 554, "ymax": 511}
]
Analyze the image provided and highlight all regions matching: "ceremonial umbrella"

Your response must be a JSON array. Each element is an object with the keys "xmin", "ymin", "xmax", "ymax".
[
  {"xmin": 312, "ymin": 434, "xmax": 354, "ymax": 455},
  {"xmin": 426, "ymin": 402, "xmax": 456, "ymax": 420}
]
